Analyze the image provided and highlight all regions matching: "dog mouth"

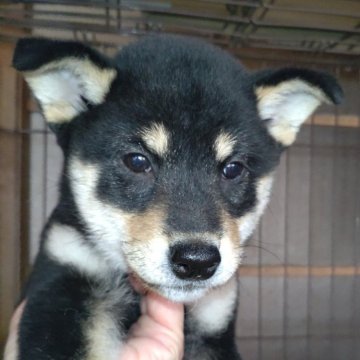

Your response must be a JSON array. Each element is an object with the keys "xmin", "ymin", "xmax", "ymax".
[{"xmin": 128, "ymin": 272, "xmax": 208, "ymax": 302}]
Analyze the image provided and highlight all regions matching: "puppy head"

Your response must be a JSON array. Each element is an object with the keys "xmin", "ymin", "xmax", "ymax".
[{"xmin": 13, "ymin": 36, "xmax": 343, "ymax": 302}]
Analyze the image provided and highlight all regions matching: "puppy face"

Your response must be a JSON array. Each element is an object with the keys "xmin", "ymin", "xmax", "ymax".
[
  {"xmin": 67, "ymin": 120, "xmax": 276, "ymax": 301},
  {"xmin": 13, "ymin": 35, "xmax": 343, "ymax": 302}
]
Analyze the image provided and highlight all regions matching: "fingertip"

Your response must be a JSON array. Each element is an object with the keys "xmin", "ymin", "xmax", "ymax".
[{"xmin": 145, "ymin": 292, "xmax": 184, "ymax": 330}]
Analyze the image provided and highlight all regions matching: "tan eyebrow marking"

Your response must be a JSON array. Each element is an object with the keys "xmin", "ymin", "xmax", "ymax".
[
  {"xmin": 140, "ymin": 123, "xmax": 170, "ymax": 157},
  {"xmin": 213, "ymin": 131, "xmax": 236, "ymax": 162}
]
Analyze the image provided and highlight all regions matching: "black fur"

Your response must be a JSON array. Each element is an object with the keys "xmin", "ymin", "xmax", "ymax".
[
  {"xmin": 13, "ymin": 37, "xmax": 112, "ymax": 71},
  {"xmin": 253, "ymin": 67, "xmax": 344, "ymax": 104},
  {"xmin": 10, "ymin": 35, "xmax": 342, "ymax": 360}
]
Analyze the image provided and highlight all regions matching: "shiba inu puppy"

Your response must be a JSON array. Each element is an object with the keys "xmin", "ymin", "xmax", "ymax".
[{"xmin": 11, "ymin": 35, "xmax": 342, "ymax": 360}]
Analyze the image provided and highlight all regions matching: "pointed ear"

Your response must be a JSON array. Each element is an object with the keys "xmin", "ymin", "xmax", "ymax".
[
  {"xmin": 253, "ymin": 68, "xmax": 343, "ymax": 146},
  {"xmin": 13, "ymin": 38, "xmax": 117, "ymax": 124}
]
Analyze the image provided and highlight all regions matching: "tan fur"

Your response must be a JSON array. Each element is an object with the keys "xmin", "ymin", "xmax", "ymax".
[
  {"xmin": 213, "ymin": 132, "xmax": 236, "ymax": 162},
  {"xmin": 43, "ymin": 99, "xmax": 83, "ymax": 124},
  {"xmin": 140, "ymin": 123, "xmax": 170, "ymax": 157},
  {"xmin": 85, "ymin": 284, "xmax": 132, "ymax": 360},
  {"xmin": 125, "ymin": 206, "xmax": 167, "ymax": 244},
  {"xmin": 221, "ymin": 210, "xmax": 241, "ymax": 246},
  {"xmin": 85, "ymin": 310, "xmax": 121, "ymax": 360}
]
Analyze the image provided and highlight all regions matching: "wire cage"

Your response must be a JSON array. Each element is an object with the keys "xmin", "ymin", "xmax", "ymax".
[{"xmin": 0, "ymin": 1, "xmax": 359, "ymax": 359}]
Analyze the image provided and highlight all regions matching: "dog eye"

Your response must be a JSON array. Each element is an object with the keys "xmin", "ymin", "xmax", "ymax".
[
  {"xmin": 123, "ymin": 153, "xmax": 152, "ymax": 173},
  {"xmin": 222, "ymin": 162, "xmax": 244, "ymax": 180}
]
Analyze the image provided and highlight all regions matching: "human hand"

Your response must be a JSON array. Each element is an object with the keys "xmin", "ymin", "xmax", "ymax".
[
  {"xmin": 4, "ymin": 292, "xmax": 184, "ymax": 360},
  {"xmin": 3, "ymin": 301, "xmax": 25, "ymax": 360},
  {"xmin": 121, "ymin": 290, "xmax": 184, "ymax": 360}
]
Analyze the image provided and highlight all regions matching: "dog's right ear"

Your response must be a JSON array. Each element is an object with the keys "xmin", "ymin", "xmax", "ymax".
[{"xmin": 13, "ymin": 38, "xmax": 116, "ymax": 126}]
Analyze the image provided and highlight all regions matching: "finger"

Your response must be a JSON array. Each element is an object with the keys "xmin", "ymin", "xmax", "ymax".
[
  {"xmin": 121, "ymin": 317, "xmax": 183, "ymax": 360},
  {"xmin": 9, "ymin": 301, "xmax": 26, "ymax": 331},
  {"xmin": 144, "ymin": 292, "xmax": 184, "ymax": 333},
  {"xmin": 4, "ymin": 301, "xmax": 26, "ymax": 360}
]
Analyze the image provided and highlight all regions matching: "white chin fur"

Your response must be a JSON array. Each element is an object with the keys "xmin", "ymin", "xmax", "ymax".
[{"xmin": 157, "ymin": 286, "xmax": 208, "ymax": 303}]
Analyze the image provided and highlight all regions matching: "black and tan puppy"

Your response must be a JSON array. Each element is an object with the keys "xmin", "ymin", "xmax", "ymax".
[{"xmin": 11, "ymin": 35, "xmax": 342, "ymax": 359}]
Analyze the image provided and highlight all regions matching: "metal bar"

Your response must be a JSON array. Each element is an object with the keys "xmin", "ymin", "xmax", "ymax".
[
  {"xmin": 257, "ymin": 60, "xmax": 268, "ymax": 360},
  {"xmin": 8, "ymin": 0, "xmax": 360, "ymax": 20},
  {"xmin": 264, "ymin": 2, "xmax": 360, "ymax": 19},
  {"xmin": 1, "ymin": 26, "xmax": 359, "ymax": 67},
  {"xmin": 5, "ymin": 1, "xmax": 360, "ymax": 36},
  {"xmin": 2, "ymin": 16, "xmax": 359, "ymax": 59},
  {"xmin": 306, "ymin": 112, "xmax": 314, "ymax": 360},
  {"xmin": 9, "ymin": 0, "xmax": 170, "ymax": 10},
  {"xmin": 236, "ymin": 334, "xmax": 360, "ymax": 340},
  {"xmin": 328, "ymin": 65, "xmax": 340, "ymax": 359},
  {"xmin": 1, "ymin": 10, "xmax": 360, "ymax": 56},
  {"xmin": 0, "ymin": 7, "xmax": 110, "ymax": 20},
  {"xmin": 141, "ymin": 8, "xmax": 360, "ymax": 36},
  {"xmin": 195, "ymin": 0, "xmax": 260, "ymax": 6},
  {"xmin": 116, "ymin": 0, "xmax": 121, "ymax": 30},
  {"xmin": 239, "ymin": 265, "xmax": 360, "ymax": 277},
  {"xmin": 0, "ymin": 15, "xmax": 126, "ymax": 33},
  {"xmin": 352, "ymin": 68, "xmax": 360, "ymax": 360},
  {"xmin": 283, "ymin": 149, "xmax": 290, "ymax": 360},
  {"xmin": 322, "ymin": 22, "xmax": 360, "ymax": 52}
]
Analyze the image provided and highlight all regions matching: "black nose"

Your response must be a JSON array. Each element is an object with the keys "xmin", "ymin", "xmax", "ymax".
[{"xmin": 170, "ymin": 243, "xmax": 221, "ymax": 280}]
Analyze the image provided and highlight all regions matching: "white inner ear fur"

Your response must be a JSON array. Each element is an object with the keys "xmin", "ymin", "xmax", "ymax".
[
  {"xmin": 256, "ymin": 79, "xmax": 331, "ymax": 146},
  {"xmin": 24, "ymin": 57, "xmax": 116, "ymax": 123}
]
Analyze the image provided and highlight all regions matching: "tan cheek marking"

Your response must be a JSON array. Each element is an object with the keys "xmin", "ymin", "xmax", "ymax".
[
  {"xmin": 140, "ymin": 123, "xmax": 170, "ymax": 157},
  {"xmin": 221, "ymin": 210, "xmax": 241, "ymax": 246},
  {"xmin": 85, "ymin": 305, "xmax": 122, "ymax": 360},
  {"xmin": 124, "ymin": 206, "xmax": 167, "ymax": 243},
  {"xmin": 214, "ymin": 132, "xmax": 236, "ymax": 162}
]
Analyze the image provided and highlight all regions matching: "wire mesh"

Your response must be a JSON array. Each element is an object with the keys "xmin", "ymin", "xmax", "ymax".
[{"xmin": 0, "ymin": 0, "xmax": 360, "ymax": 56}]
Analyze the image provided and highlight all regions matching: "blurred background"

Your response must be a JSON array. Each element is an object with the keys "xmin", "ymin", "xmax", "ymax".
[{"xmin": 0, "ymin": 1, "xmax": 359, "ymax": 359}]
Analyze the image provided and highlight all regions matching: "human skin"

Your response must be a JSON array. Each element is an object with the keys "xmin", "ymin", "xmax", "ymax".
[{"xmin": 4, "ymin": 292, "xmax": 184, "ymax": 360}]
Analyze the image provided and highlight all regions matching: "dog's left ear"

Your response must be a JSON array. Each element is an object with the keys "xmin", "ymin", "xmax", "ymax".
[
  {"xmin": 12, "ymin": 38, "xmax": 116, "ymax": 125},
  {"xmin": 253, "ymin": 68, "xmax": 343, "ymax": 146}
]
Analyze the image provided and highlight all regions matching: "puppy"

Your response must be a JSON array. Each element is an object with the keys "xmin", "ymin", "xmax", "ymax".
[{"xmin": 11, "ymin": 35, "xmax": 342, "ymax": 359}]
